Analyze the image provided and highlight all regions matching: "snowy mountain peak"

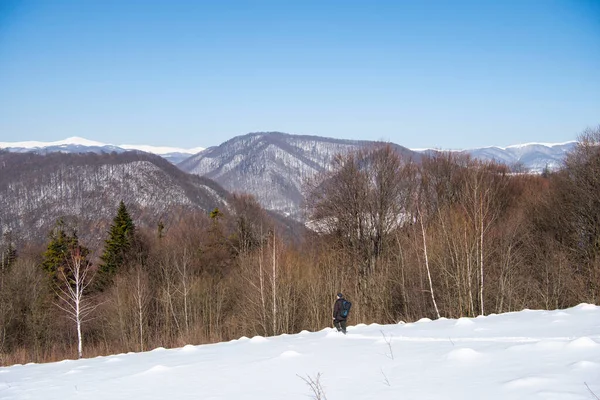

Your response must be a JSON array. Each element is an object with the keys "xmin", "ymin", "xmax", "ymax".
[
  {"xmin": 0, "ymin": 136, "xmax": 104, "ymax": 149},
  {"xmin": 58, "ymin": 136, "xmax": 107, "ymax": 147},
  {"xmin": 0, "ymin": 137, "xmax": 205, "ymax": 164},
  {"xmin": 501, "ymin": 141, "xmax": 577, "ymax": 150},
  {"xmin": 0, "ymin": 137, "xmax": 204, "ymax": 155}
]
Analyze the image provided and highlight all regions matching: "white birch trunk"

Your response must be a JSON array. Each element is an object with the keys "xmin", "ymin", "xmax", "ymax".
[
  {"xmin": 55, "ymin": 249, "xmax": 97, "ymax": 360},
  {"xmin": 76, "ymin": 275, "xmax": 83, "ymax": 359},
  {"xmin": 272, "ymin": 233, "xmax": 277, "ymax": 336},
  {"xmin": 259, "ymin": 246, "xmax": 267, "ymax": 336},
  {"xmin": 479, "ymin": 197, "xmax": 485, "ymax": 316},
  {"xmin": 136, "ymin": 270, "xmax": 144, "ymax": 352},
  {"xmin": 418, "ymin": 207, "xmax": 441, "ymax": 319}
]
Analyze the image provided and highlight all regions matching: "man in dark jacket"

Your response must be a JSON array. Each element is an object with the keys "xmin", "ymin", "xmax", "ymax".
[{"xmin": 333, "ymin": 293, "xmax": 348, "ymax": 334}]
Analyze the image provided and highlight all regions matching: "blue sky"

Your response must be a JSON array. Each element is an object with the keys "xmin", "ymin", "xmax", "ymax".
[{"xmin": 0, "ymin": 0, "xmax": 598, "ymax": 149}]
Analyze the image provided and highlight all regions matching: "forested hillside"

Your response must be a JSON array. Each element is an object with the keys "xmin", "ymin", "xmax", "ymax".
[
  {"xmin": 0, "ymin": 151, "xmax": 228, "ymax": 246},
  {"xmin": 178, "ymin": 131, "xmax": 420, "ymax": 219}
]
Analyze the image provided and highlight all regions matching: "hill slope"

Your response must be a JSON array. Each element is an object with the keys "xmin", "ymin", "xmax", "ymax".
[
  {"xmin": 178, "ymin": 131, "xmax": 420, "ymax": 219},
  {"xmin": 0, "ymin": 151, "xmax": 228, "ymax": 245},
  {"xmin": 1, "ymin": 304, "xmax": 599, "ymax": 399}
]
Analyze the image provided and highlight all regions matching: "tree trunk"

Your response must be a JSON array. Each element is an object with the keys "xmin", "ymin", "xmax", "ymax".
[
  {"xmin": 272, "ymin": 233, "xmax": 277, "ymax": 336},
  {"xmin": 418, "ymin": 208, "xmax": 440, "ymax": 319}
]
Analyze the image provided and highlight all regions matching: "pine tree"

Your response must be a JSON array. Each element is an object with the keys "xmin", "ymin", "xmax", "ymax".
[
  {"xmin": 41, "ymin": 219, "xmax": 85, "ymax": 284},
  {"xmin": 98, "ymin": 201, "xmax": 135, "ymax": 287}
]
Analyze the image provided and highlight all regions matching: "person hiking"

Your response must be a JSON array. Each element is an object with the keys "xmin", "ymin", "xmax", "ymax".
[{"xmin": 333, "ymin": 293, "xmax": 351, "ymax": 334}]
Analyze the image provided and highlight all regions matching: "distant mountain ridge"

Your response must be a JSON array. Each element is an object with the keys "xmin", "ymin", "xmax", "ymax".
[
  {"xmin": 0, "ymin": 136, "xmax": 204, "ymax": 164},
  {"xmin": 0, "ymin": 135, "xmax": 575, "ymax": 173},
  {"xmin": 1, "ymin": 133, "xmax": 577, "ymax": 221},
  {"xmin": 414, "ymin": 141, "xmax": 576, "ymax": 173}
]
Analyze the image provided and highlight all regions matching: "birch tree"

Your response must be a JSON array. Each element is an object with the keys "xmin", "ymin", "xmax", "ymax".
[
  {"xmin": 416, "ymin": 204, "xmax": 441, "ymax": 319},
  {"xmin": 461, "ymin": 162, "xmax": 509, "ymax": 315},
  {"xmin": 54, "ymin": 247, "xmax": 97, "ymax": 359}
]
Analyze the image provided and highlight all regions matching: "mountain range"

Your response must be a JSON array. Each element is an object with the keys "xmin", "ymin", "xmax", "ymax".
[
  {"xmin": 0, "ymin": 135, "xmax": 575, "ymax": 173},
  {"xmin": 0, "ymin": 137, "xmax": 204, "ymax": 165},
  {"xmin": 0, "ymin": 133, "xmax": 577, "ymax": 228}
]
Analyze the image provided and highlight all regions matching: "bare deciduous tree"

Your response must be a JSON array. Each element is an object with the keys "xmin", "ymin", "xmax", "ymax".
[{"xmin": 54, "ymin": 247, "xmax": 98, "ymax": 359}]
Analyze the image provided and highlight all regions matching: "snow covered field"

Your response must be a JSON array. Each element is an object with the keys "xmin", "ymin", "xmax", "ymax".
[{"xmin": 1, "ymin": 304, "xmax": 599, "ymax": 400}]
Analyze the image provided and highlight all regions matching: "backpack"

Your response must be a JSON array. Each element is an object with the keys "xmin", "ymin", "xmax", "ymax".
[{"xmin": 340, "ymin": 299, "xmax": 352, "ymax": 318}]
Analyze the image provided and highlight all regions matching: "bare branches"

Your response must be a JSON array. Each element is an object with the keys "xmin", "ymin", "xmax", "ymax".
[
  {"xmin": 586, "ymin": 382, "xmax": 600, "ymax": 400},
  {"xmin": 380, "ymin": 368, "xmax": 391, "ymax": 387},
  {"xmin": 53, "ymin": 248, "xmax": 98, "ymax": 359},
  {"xmin": 305, "ymin": 144, "xmax": 417, "ymax": 287},
  {"xmin": 380, "ymin": 330, "xmax": 394, "ymax": 360},
  {"xmin": 297, "ymin": 373, "xmax": 328, "ymax": 400}
]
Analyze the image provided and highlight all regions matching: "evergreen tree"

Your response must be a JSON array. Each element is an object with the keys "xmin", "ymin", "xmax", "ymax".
[
  {"xmin": 157, "ymin": 220, "xmax": 165, "ymax": 239},
  {"xmin": 0, "ymin": 232, "xmax": 17, "ymax": 273},
  {"xmin": 41, "ymin": 219, "xmax": 88, "ymax": 284},
  {"xmin": 0, "ymin": 232, "xmax": 17, "ymax": 292},
  {"xmin": 541, "ymin": 163, "xmax": 551, "ymax": 178},
  {"xmin": 99, "ymin": 201, "xmax": 135, "ymax": 286}
]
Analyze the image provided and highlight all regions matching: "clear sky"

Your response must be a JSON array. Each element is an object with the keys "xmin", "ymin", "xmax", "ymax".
[{"xmin": 0, "ymin": 0, "xmax": 598, "ymax": 149}]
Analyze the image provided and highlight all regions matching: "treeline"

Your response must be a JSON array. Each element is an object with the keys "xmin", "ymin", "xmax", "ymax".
[{"xmin": 1, "ymin": 127, "xmax": 599, "ymax": 365}]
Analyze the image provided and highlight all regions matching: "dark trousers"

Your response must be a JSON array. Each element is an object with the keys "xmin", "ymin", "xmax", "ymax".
[{"xmin": 334, "ymin": 319, "xmax": 347, "ymax": 333}]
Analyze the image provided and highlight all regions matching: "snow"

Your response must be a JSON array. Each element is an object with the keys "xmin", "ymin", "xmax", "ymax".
[
  {"xmin": 118, "ymin": 144, "xmax": 205, "ymax": 155},
  {"xmin": 502, "ymin": 141, "xmax": 577, "ymax": 150},
  {"xmin": 0, "ymin": 136, "xmax": 204, "ymax": 155},
  {"xmin": 411, "ymin": 141, "xmax": 577, "ymax": 152},
  {"xmin": 2, "ymin": 304, "xmax": 600, "ymax": 399},
  {"xmin": 0, "ymin": 136, "xmax": 106, "ymax": 149}
]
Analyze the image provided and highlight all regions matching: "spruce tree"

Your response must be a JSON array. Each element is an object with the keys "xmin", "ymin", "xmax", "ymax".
[
  {"xmin": 41, "ymin": 219, "xmax": 88, "ymax": 284},
  {"xmin": 99, "ymin": 201, "xmax": 135, "ymax": 286}
]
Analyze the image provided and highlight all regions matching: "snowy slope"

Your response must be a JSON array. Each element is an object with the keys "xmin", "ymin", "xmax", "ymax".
[{"xmin": 2, "ymin": 304, "xmax": 599, "ymax": 400}]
